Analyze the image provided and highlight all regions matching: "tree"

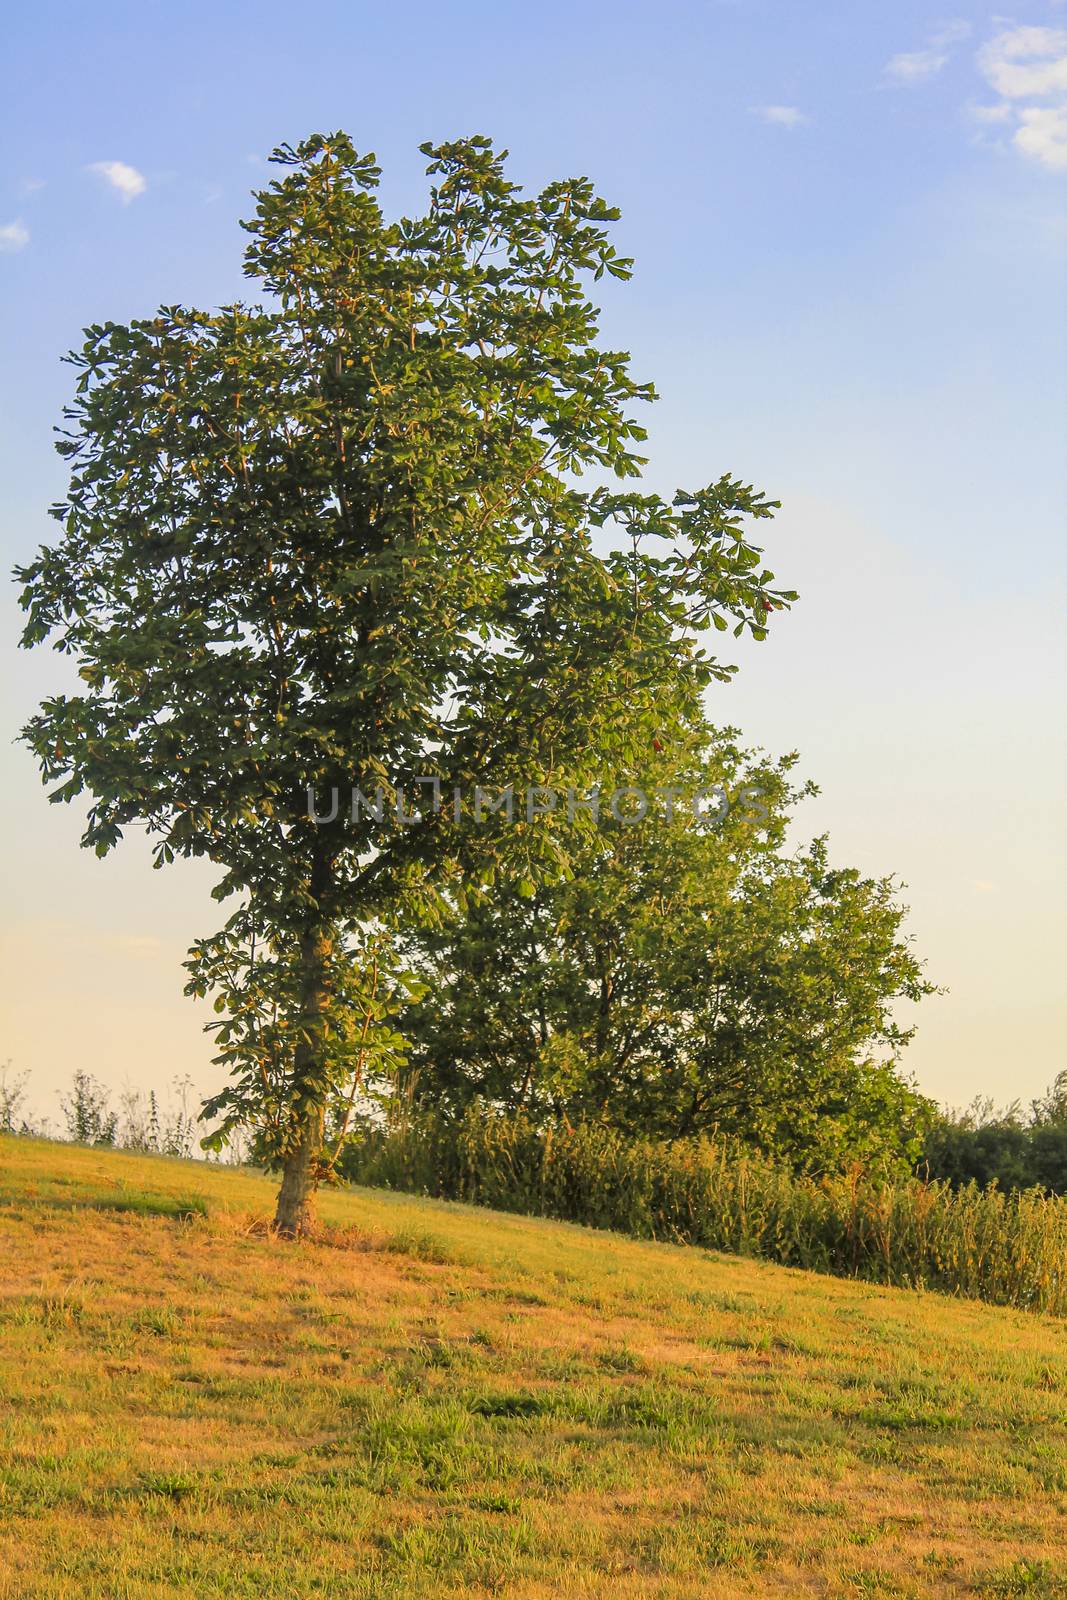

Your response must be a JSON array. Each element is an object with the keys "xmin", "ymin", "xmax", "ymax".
[
  {"xmin": 397, "ymin": 726, "xmax": 937, "ymax": 1173},
  {"xmin": 921, "ymin": 1074, "xmax": 1067, "ymax": 1193},
  {"xmin": 16, "ymin": 133, "xmax": 793, "ymax": 1234}
]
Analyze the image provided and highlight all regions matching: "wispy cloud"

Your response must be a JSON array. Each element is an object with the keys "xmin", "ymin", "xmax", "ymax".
[
  {"xmin": 751, "ymin": 105, "xmax": 809, "ymax": 129},
  {"xmin": 886, "ymin": 49, "xmax": 951, "ymax": 84},
  {"xmin": 968, "ymin": 102, "xmax": 1013, "ymax": 124},
  {"xmin": 933, "ymin": 21, "xmax": 971, "ymax": 47},
  {"xmin": 0, "ymin": 219, "xmax": 29, "ymax": 253},
  {"xmin": 885, "ymin": 19, "xmax": 971, "ymax": 84},
  {"xmin": 87, "ymin": 159, "xmax": 147, "ymax": 203},
  {"xmin": 976, "ymin": 26, "xmax": 1067, "ymax": 169}
]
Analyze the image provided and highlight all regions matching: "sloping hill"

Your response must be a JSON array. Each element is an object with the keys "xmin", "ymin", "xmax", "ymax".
[{"xmin": 1, "ymin": 1136, "xmax": 1064, "ymax": 1598}]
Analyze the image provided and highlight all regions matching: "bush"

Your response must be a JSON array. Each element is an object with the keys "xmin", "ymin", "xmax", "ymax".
[
  {"xmin": 922, "ymin": 1076, "xmax": 1067, "ymax": 1195},
  {"xmin": 342, "ymin": 1108, "xmax": 1067, "ymax": 1316}
]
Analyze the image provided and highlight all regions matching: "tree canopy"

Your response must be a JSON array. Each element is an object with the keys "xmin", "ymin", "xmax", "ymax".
[
  {"xmin": 396, "ymin": 726, "xmax": 937, "ymax": 1173},
  {"xmin": 17, "ymin": 133, "xmax": 794, "ymax": 1231}
]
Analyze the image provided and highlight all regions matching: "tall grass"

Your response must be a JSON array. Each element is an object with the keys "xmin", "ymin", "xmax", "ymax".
[{"xmin": 343, "ymin": 1109, "xmax": 1067, "ymax": 1316}]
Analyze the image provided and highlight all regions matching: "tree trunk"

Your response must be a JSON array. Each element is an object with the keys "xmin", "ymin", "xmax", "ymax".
[
  {"xmin": 274, "ymin": 1101, "xmax": 325, "ymax": 1236},
  {"xmin": 273, "ymin": 926, "xmax": 332, "ymax": 1237}
]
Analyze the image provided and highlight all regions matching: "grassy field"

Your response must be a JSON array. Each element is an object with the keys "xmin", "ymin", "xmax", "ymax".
[{"xmin": 1, "ymin": 1136, "xmax": 1065, "ymax": 1599}]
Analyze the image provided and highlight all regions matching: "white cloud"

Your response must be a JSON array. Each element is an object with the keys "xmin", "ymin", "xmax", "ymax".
[
  {"xmin": 885, "ymin": 19, "xmax": 971, "ymax": 84},
  {"xmin": 87, "ymin": 159, "xmax": 147, "ymax": 203},
  {"xmin": 975, "ymin": 26, "xmax": 1067, "ymax": 170},
  {"xmin": 1015, "ymin": 102, "xmax": 1067, "ymax": 167},
  {"xmin": 978, "ymin": 26, "xmax": 1067, "ymax": 98},
  {"xmin": 0, "ymin": 219, "xmax": 29, "ymax": 252},
  {"xmin": 751, "ymin": 105, "xmax": 809, "ymax": 128}
]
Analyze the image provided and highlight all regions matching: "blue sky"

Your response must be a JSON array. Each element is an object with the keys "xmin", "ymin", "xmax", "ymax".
[{"xmin": 1, "ymin": 1, "xmax": 1065, "ymax": 1119}]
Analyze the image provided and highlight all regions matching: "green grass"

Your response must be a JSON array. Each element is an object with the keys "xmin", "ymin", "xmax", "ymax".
[{"xmin": 1, "ymin": 1134, "xmax": 1065, "ymax": 1598}]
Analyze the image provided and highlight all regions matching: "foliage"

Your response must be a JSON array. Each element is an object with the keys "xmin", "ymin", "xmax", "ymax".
[
  {"xmin": 397, "ymin": 726, "xmax": 937, "ymax": 1173},
  {"xmin": 15, "ymin": 131, "xmax": 793, "ymax": 1228},
  {"xmin": 60, "ymin": 1070, "xmax": 119, "ymax": 1146},
  {"xmin": 343, "ymin": 1105, "xmax": 1067, "ymax": 1315},
  {"xmin": 185, "ymin": 914, "xmax": 422, "ymax": 1167},
  {"xmin": 922, "ymin": 1074, "xmax": 1067, "ymax": 1195}
]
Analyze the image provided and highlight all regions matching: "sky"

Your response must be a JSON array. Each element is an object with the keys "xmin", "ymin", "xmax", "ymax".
[{"xmin": 1, "ymin": 0, "xmax": 1065, "ymax": 1128}]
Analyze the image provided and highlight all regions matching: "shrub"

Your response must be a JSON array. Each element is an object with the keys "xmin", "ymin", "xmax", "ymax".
[{"xmin": 342, "ymin": 1108, "xmax": 1067, "ymax": 1316}]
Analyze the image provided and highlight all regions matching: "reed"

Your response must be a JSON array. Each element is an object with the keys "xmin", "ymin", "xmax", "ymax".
[{"xmin": 343, "ymin": 1108, "xmax": 1067, "ymax": 1315}]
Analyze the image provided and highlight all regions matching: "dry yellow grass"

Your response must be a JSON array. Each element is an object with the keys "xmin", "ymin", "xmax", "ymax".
[{"xmin": 0, "ymin": 1135, "xmax": 1064, "ymax": 1598}]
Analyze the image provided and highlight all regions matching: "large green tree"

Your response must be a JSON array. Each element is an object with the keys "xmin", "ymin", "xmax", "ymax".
[
  {"xmin": 396, "ymin": 727, "xmax": 937, "ymax": 1173},
  {"xmin": 16, "ymin": 133, "xmax": 792, "ymax": 1232}
]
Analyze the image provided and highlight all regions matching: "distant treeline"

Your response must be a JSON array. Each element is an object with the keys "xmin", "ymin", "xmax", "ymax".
[
  {"xmin": 342, "ymin": 1107, "xmax": 1067, "ymax": 1316},
  {"xmin": 922, "ymin": 1079, "xmax": 1067, "ymax": 1195}
]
